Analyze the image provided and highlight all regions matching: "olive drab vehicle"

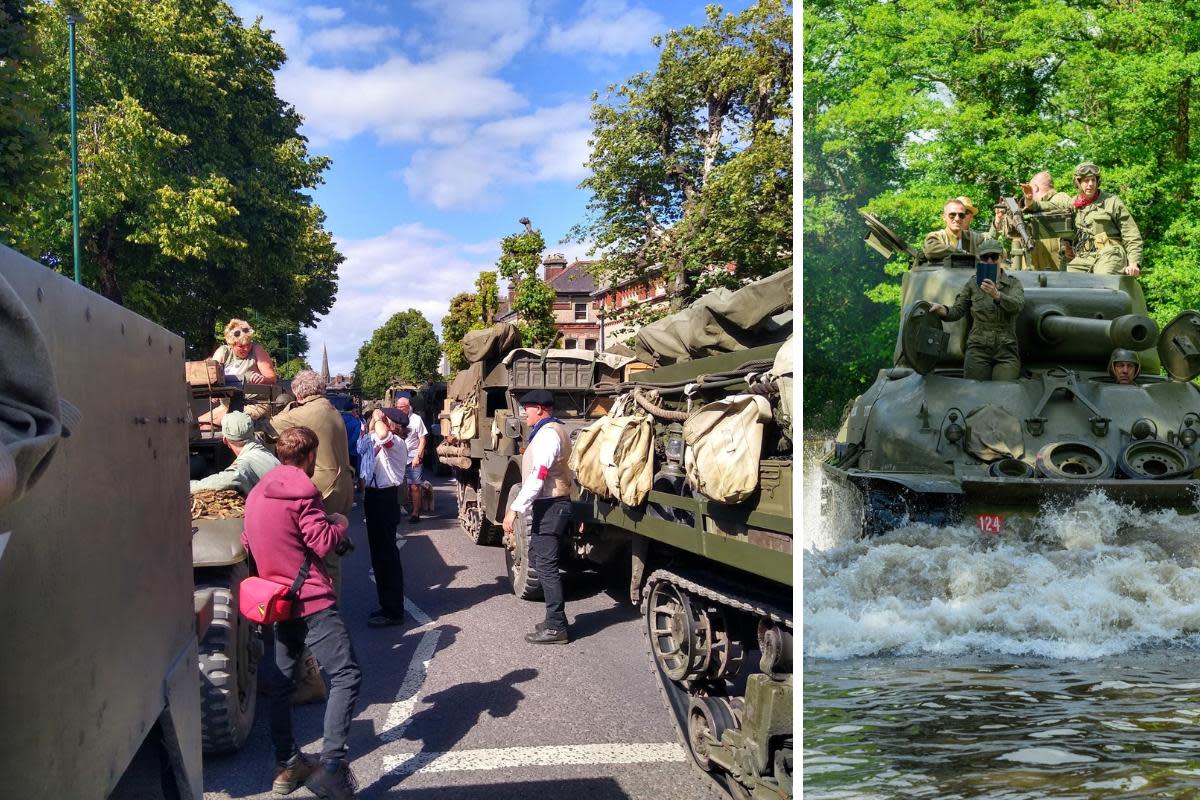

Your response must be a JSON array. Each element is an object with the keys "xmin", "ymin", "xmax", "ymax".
[
  {"xmin": 0, "ymin": 244, "xmax": 205, "ymax": 798},
  {"xmin": 824, "ymin": 212, "xmax": 1200, "ymax": 538},
  {"xmin": 574, "ymin": 268, "xmax": 795, "ymax": 800},
  {"xmin": 437, "ymin": 323, "xmax": 631, "ymax": 590}
]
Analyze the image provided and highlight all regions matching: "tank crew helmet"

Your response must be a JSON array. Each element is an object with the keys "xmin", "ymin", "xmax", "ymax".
[
  {"xmin": 1108, "ymin": 348, "xmax": 1141, "ymax": 380},
  {"xmin": 1074, "ymin": 161, "xmax": 1102, "ymax": 185}
]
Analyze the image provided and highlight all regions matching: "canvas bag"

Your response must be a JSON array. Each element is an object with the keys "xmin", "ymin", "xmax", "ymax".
[
  {"xmin": 238, "ymin": 552, "xmax": 313, "ymax": 624},
  {"xmin": 568, "ymin": 416, "xmax": 610, "ymax": 497},
  {"xmin": 683, "ymin": 394, "xmax": 772, "ymax": 504},
  {"xmin": 447, "ymin": 394, "xmax": 478, "ymax": 441},
  {"xmin": 598, "ymin": 413, "xmax": 654, "ymax": 507}
]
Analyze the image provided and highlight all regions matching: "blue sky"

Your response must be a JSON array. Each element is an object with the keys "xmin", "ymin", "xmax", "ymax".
[{"xmin": 227, "ymin": 0, "xmax": 756, "ymax": 375}]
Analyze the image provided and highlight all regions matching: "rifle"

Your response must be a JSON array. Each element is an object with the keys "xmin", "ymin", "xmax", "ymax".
[{"xmin": 1001, "ymin": 196, "xmax": 1035, "ymax": 253}]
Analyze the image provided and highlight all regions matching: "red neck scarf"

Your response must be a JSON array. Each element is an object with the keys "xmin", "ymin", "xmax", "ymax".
[{"xmin": 1074, "ymin": 192, "xmax": 1099, "ymax": 209}]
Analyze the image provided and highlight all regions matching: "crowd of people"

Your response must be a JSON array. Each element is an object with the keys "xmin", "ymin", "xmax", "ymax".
[
  {"xmin": 190, "ymin": 321, "xmax": 575, "ymax": 799},
  {"xmin": 918, "ymin": 161, "xmax": 1149, "ymax": 385}
]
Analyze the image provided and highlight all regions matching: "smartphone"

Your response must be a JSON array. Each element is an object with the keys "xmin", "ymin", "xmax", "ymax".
[{"xmin": 975, "ymin": 262, "xmax": 998, "ymax": 287}]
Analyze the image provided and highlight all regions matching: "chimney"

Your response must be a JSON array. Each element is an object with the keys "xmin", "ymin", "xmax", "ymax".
[{"xmin": 543, "ymin": 252, "xmax": 568, "ymax": 284}]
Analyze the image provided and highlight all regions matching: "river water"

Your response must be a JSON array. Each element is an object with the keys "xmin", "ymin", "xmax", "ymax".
[{"xmin": 803, "ymin": 449, "xmax": 1200, "ymax": 798}]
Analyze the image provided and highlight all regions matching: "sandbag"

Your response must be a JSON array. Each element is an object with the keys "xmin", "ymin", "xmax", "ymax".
[
  {"xmin": 683, "ymin": 394, "xmax": 772, "ymax": 504},
  {"xmin": 568, "ymin": 417, "xmax": 609, "ymax": 497},
  {"xmin": 597, "ymin": 414, "xmax": 654, "ymax": 507}
]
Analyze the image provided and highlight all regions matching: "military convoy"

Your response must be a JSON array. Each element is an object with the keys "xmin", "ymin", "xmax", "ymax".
[
  {"xmin": 0, "ymin": 244, "xmax": 206, "ymax": 798},
  {"xmin": 441, "ymin": 270, "xmax": 795, "ymax": 799},
  {"xmin": 824, "ymin": 214, "xmax": 1200, "ymax": 538}
]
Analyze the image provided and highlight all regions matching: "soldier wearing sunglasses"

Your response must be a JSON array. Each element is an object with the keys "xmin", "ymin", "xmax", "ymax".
[
  {"xmin": 928, "ymin": 239, "xmax": 1025, "ymax": 381},
  {"xmin": 922, "ymin": 198, "xmax": 993, "ymax": 262}
]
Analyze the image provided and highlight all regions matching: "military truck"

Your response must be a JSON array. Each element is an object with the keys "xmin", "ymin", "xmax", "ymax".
[
  {"xmin": 823, "ymin": 214, "xmax": 1200, "ymax": 538},
  {"xmin": 437, "ymin": 323, "xmax": 631, "ymax": 588},
  {"xmin": 572, "ymin": 269, "xmax": 794, "ymax": 800},
  {"xmin": 188, "ymin": 380, "xmax": 285, "ymax": 752},
  {"xmin": 0, "ymin": 244, "xmax": 206, "ymax": 798}
]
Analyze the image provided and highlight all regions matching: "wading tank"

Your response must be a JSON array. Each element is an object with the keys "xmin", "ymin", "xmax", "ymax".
[{"xmin": 823, "ymin": 216, "xmax": 1200, "ymax": 538}]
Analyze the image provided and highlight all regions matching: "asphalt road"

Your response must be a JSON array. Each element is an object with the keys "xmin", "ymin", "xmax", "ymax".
[{"xmin": 202, "ymin": 475, "xmax": 714, "ymax": 800}]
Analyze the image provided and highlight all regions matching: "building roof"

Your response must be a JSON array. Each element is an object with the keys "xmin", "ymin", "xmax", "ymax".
[{"xmin": 549, "ymin": 261, "xmax": 598, "ymax": 295}]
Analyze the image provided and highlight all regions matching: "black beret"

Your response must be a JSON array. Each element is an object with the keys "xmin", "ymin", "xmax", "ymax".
[
  {"xmin": 519, "ymin": 389, "xmax": 555, "ymax": 407},
  {"xmin": 381, "ymin": 407, "xmax": 409, "ymax": 426}
]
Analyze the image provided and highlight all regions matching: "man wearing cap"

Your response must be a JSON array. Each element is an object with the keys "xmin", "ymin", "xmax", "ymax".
[
  {"xmin": 1023, "ymin": 162, "xmax": 1143, "ymax": 277},
  {"xmin": 922, "ymin": 198, "xmax": 992, "ymax": 262},
  {"xmin": 928, "ymin": 239, "xmax": 1026, "ymax": 380},
  {"xmin": 190, "ymin": 411, "xmax": 280, "ymax": 494},
  {"xmin": 361, "ymin": 407, "xmax": 410, "ymax": 627},
  {"xmin": 503, "ymin": 389, "xmax": 574, "ymax": 644},
  {"xmin": 1109, "ymin": 349, "xmax": 1141, "ymax": 385}
]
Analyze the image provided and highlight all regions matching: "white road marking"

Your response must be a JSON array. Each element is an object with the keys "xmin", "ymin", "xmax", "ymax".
[
  {"xmin": 379, "ymin": 626, "xmax": 442, "ymax": 742},
  {"xmin": 381, "ymin": 743, "xmax": 688, "ymax": 776}
]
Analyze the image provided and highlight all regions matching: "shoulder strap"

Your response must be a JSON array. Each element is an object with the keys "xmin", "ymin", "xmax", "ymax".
[{"xmin": 285, "ymin": 551, "xmax": 314, "ymax": 601}]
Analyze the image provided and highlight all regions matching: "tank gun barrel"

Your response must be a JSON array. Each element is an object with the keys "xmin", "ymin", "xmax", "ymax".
[{"xmin": 1037, "ymin": 312, "xmax": 1158, "ymax": 351}]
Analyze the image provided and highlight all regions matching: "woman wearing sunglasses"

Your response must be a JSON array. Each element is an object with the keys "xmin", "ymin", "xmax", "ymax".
[
  {"xmin": 922, "ymin": 198, "xmax": 992, "ymax": 262},
  {"xmin": 201, "ymin": 318, "xmax": 279, "ymax": 427},
  {"xmin": 927, "ymin": 239, "xmax": 1026, "ymax": 381}
]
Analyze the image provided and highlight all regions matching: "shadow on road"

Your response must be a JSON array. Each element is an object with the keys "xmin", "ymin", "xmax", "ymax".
[{"xmin": 367, "ymin": 776, "xmax": 632, "ymax": 800}]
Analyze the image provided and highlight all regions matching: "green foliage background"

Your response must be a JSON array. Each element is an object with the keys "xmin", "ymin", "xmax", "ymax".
[
  {"xmin": 0, "ymin": 0, "xmax": 340, "ymax": 359},
  {"xmin": 497, "ymin": 227, "xmax": 558, "ymax": 347},
  {"xmin": 805, "ymin": 0, "xmax": 1200, "ymax": 429},
  {"xmin": 353, "ymin": 309, "xmax": 441, "ymax": 399}
]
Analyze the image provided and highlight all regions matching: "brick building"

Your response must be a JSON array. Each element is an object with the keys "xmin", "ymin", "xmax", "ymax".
[{"xmin": 497, "ymin": 253, "xmax": 602, "ymax": 350}]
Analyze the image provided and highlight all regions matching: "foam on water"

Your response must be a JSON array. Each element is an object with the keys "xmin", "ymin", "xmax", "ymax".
[{"xmin": 805, "ymin": 450, "xmax": 1200, "ymax": 659}]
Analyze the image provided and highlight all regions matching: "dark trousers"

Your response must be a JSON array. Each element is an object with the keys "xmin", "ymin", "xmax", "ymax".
[
  {"xmin": 364, "ymin": 485, "xmax": 405, "ymax": 618},
  {"xmin": 529, "ymin": 496, "xmax": 572, "ymax": 631},
  {"xmin": 269, "ymin": 607, "xmax": 361, "ymax": 764}
]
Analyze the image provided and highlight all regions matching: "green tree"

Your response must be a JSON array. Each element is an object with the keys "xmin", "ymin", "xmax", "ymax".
[
  {"xmin": 353, "ymin": 309, "xmax": 441, "ymax": 398},
  {"xmin": 6, "ymin": 0, "xmax": 341, "ymax": 355},
  {"xmin": 572, "ymin": 1, "xmax": 792, "ymax": 308},
  {"xmin": 0, "ymin": 0, "xmax": 50, "ymax": 238},
  {"xmin": 475, "ymin": 270, "xmax": 499, "ymax": 324},
  {"xmin": 497, "ymin": 223, "xmax": 557, "ymax": 347},
  {"xmin": 442, "ymin": 292, "xmax": 479, "ymax": 374}
]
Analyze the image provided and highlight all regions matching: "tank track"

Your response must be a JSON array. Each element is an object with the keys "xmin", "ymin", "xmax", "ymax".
[{"xmin": 642, "ymin": 568, "xmax": 793, "ymax": 629}]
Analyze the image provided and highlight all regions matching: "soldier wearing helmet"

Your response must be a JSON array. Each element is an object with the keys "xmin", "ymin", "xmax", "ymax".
[
  {"xmin": 1109, "ymin": 348, "xmax": 1141, "ymax": 385},
  {"xmin": 928, "ymin": 238, "xmax": 1026, "ymax": 380},
  {"xmin": 1022, "ymin": 162, "xmax": 1143, "ymax": 277}
]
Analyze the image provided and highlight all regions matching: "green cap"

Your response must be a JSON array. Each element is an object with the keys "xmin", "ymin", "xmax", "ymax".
[
  {"xmin": 977, "ymin": 239, "xmax": 1005, "ymax": 256},
  {"xmin": 1074, "ymin": 161, "xmax": 1101, "ymax": 178},
  {"xmin": 220, "ymin": 410, "xmax": 254, "ymax": 442}
]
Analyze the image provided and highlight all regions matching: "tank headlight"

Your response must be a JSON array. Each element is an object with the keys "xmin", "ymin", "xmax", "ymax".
[
  {"xmin": 665, "ymin": 423, "xmax": 685, "ymax": 465},
  {"xmin": 945, "ymin": 423, "xmax": 964, "ymax": 444},
  {"xmin": 1132, "ymin": 418, "xmax": 1158, "ymax": 440},
  {"xmin": 1181, "ymin": 428, "xmax": 1198, "ymax": 447}
]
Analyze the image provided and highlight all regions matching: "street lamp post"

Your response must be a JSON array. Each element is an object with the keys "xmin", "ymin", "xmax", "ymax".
[
  {"xmin": 285, "ymin": 333, "xmax": 294, "ymax": 365},
  {"xmin": 67, "ymin": 15, "xmax": 82, "ymax": 284}
]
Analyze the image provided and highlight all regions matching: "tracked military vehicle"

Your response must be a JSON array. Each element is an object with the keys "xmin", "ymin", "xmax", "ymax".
[
  {"xmin": 823, "ymin": 214, "xmax": 1200, "ymax": 538},
  {"xmin": 574, "ymin": 268, "xmax": 794, "ymax": 800},
  {"xmin": 0, "ymin": 244, "xmax": 205, "ymax": 798}
]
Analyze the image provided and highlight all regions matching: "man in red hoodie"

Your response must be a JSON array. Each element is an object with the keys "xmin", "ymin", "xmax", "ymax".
[{"xmin": 243, "ymin": 426, "xmax": 361, "ymax": 800}]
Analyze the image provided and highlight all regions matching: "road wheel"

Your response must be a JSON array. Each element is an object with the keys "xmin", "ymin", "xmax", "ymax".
[
  {"xmin": 458, "ymin": 479, "xmax": 498, "ymax": 546},
  {"xmin": 503, "ymin": 483, "xmax": 543, "ymax": 600},
  {"xmin": 198, "ymin": 560, "xmax": 258, "ymax": 754}
]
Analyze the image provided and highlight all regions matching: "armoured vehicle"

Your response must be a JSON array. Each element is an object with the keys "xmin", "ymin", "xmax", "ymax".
[
  {"xmin": 573, "ymin": 268, "xmax": 794, "ymax": 800},
  {"xmin": 189, "ymin": 379, "xmax": 284, "ymax": 752},
  {"xmin": 823, "ymin": 214, "xmax": 1200, "ymax": 538},
  {"xmin": 0, "ymin": 244, "xmax": 205, "ymax": 798}
]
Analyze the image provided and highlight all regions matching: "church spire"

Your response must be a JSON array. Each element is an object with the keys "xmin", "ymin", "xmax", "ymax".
[{"xmin": 321, "ymin": 344, "xmax": 330, "ymax": 383}]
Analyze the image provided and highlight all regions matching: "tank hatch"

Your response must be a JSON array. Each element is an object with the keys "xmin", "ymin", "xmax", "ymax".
[
  {"xmin": 1158, "ymin": 311, "xmax": 1200, "ymax": 381},
  {"xmin": 861, "ymin": 211, "xmax": 919, "ymax": 262},
  {"xmin": 900, "ymin": 300, "xmax": 948, "ymax": 375}
]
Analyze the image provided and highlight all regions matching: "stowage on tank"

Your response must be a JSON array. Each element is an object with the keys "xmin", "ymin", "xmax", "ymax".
[
  {"xmin": 824, "ymin": 214, "xmax": 1200, "ymax": 538},
  {"xmin": 573, "ymin": 268, "xmax": 794, "ymax": 800}
]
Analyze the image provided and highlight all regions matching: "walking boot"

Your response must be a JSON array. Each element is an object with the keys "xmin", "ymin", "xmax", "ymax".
[
  {"xmin": 525, "ymin": 626, "xmax": 569, "ymax": 645},
  {"xmin": 272, "ymin": 752, "xmax": 317, "ymax": 795},
  {"xmin": 305, "ymin": 759, "xmax": 359, "ymax": 800},
  {"xmin": 290, "ymin": 651, "xmax": 328, "ymax": 705}
]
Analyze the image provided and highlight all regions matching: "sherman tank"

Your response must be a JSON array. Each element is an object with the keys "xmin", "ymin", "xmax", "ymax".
[
  {"xmin": 576, "ymin": 268, "xmax": 794, "ymax": 800},
  {"xmin": 823, "ymin": 215, "xmax": 1200, "ymax": 538}
]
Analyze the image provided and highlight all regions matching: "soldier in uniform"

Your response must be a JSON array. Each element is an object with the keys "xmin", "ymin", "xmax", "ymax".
[
  {"xmin": 922, "ymin": 198, "xmax": 991, "ymax": 261},
  {"xmin": 999, "ymin": 171, "xmax": 1070, "ymax": 271},
  {"xmin": 929, "ymin": 239, "xmax": 1026, "ymax": 380},
  {"xmin": 502, "ymin": 389, "xmax": 574, "ymax": 645},
  {"xmin": 1023, "ymin": 162, "xmax": 1143, "ymax": 277},
  {"xmin": 1109, "ymin": 349, "xmax": 1141, "ymax": 385}
]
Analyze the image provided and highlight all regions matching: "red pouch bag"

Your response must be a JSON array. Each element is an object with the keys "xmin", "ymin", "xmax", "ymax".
[{"xmin": 239, "ymin": 553, "xmax": 313, "ymax": 623}]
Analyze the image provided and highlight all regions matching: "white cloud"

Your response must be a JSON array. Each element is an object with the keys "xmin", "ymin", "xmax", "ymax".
[
  {"xmin": 302, "ymin": 5, "xmax": 345, "ymax": 23},
  {"xmin": 413, "ymin": 0, "xmax": 546, "ymax": 63},
  {"xmin": 304, "ymin": 224, "xmax": 499, "ymax": 374},
  {"xmin": 306, "ymin": 23, "xmax": 401, "ymax": 54},
  {"xmin": 403, "ymin": 101, "xmax": 592, "ymax": 209},
  {"xmin": 277, "ymin": 52, "xmax": 526, "ymax": 145},
  {"xmin": 546, "ymin": 0, "xmax": 663, "ymax": 57}
]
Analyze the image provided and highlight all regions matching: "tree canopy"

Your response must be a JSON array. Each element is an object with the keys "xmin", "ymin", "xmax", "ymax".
[
  {"xmin": 804, "ymin": 0, "xmax": 1200, "ymax": 428},
  {"xmin": 353, "ymin": 309, "xmax": 441, "ymax": 399},
  {"xmin": 1, "ymin": 0, "xmax": 341, "ymax": 356},
  {"xmin": 497, "ymin": 224, "xmax": 557, "ymax": 348},
  {"xmin": 572, "ymin": 0, "xmax": 792, "ymax": 306}
]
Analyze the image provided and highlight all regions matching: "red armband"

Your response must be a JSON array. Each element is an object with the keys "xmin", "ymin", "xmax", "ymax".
[{"xmin": 537, "ymin": 465, "xmax": 549, "ymax": 479}]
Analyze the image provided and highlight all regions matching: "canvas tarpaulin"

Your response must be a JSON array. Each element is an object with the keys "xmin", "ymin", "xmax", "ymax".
[{"xmin": 462, "ymin": 323, "xmax": 521, "ymax": 364}]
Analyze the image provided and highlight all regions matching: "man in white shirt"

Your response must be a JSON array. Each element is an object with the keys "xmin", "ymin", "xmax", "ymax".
[
  {"xmin": 394, "ymin": 396, "xmax": 428, "ymax": 523},
  {"xmin": 502, "ymin": 389, "xmax": 574, "ymax": 644},
  {"xmin": 362, "ymin": 407, "xmax": 409, "ymax": 627}
]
